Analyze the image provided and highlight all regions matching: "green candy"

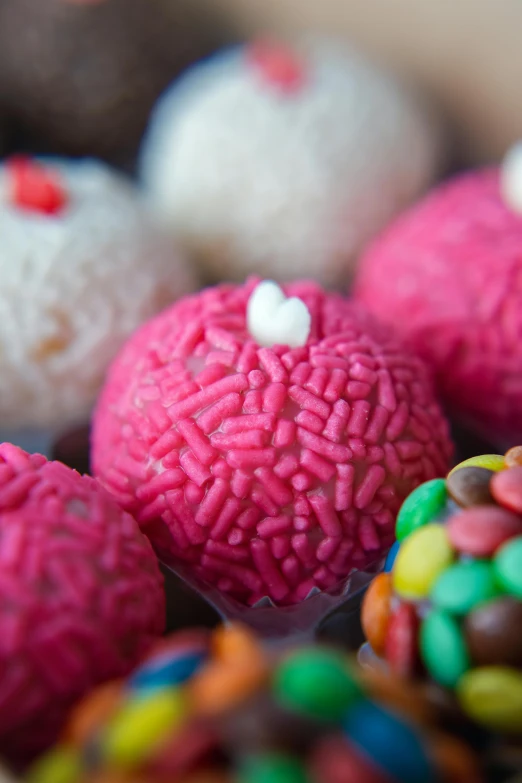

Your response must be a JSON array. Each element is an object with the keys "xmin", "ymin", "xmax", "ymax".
[
  {"xmin": 395, "ymin": 479, "xmax": 447, "ymax": 541},
  {"xmin": 273, "ymin": 648, "xmax": 361, "ymax": 721},
  {"xmin": 420, "ymin": 610, "xmax": 470, "ymax": 688},
  {"xmin": 26, "ymin": 748, "xmax": 81, "ymax": 783},
  {"xmin": 494, "ymin": 536, "xmax": 522, "ymax": 598},
  {"xmin": 430, "ymin": 560, "xmax": 500, "ymax": 615},
  {"xmin": 238, "ymin": 754, "xmax": 310, "ymax": 783}
]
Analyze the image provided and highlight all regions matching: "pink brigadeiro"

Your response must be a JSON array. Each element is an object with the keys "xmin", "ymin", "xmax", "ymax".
[
  {"xmin": 0, "ymin": 444, "xmax": 165, "ymax": 764},
  {"xmin": 355, "ymin": 148, "xmax": 522, "ymax": 448},
  {"xmin": 92, "ymin": 279, "xmax": 452, "ymax": 608}
]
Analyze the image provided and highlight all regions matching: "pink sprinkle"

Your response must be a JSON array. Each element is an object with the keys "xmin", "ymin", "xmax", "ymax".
[
  {"xmin": 205, "ymin": 351, "xmax": 238, "ymax": 368},
  {"xmin": 316, "ymin": 536, "xmax": 340, "ymax": 562},
  {"xmin": 377, "ymin": 369, "xmax": 397, "ymax": 412},
  {"xmin": 384, "ymin": 442, "xmax": 402, "ymax": 477},
  {"xmin": 294, "ymin": 579, "xmax": 317, "ymax": 601},
  {"xmin": 297, "ymin": 428, "xmax": 351, "ymax": 462},
  {"xmin": 329, "ymin": 539, "xmax": 355, "ymax": 575},
  {"xmin": 211, "ymin": 430, "xmax": 267, "ymax": 450},
  {"xmin": 128, "ymin": 438, "xmax": 148, "ymax": 462},
  {"xmin": 289, "ymin": 386, "xmax": 331, "ymax": 419},
  {"xmin": 396, "ymin": 440, "xmax": 424, "ymax": 459},
  {"xmin": 257, "ymin": 515, "xmax": 292, "ymax": 538},
  {"xmin": 196, "ymin": 363, "xmax": 228, "ymax": 388},
  {"xmin": 206, "ymin": 540, "xmax": 249, "ymax": 563},
  {"xmin": 294, "ymin": 496, "xmax": 311, "ymax": 516},
  {"xmin": 209, "ymin": 498, "xmax": 243, "ymax": 540},
  {"xmin": 291, "ymin": 472, "xmax": 312, "ymax": 492},
  {"xmin": 250, "ymin": 539, "xmax": 289, "ymax": 601},
  {"xmin": 300, "ymin": 449, "xmax": 336, "ymax": 482},
  {"xmin": 324, "ymin": 369, "xmax": 348, "ymax": 403},
  {"xmin": 263, "ymin": 383, "xmax": 287, "ymax": 414},
  {"xmin": 237, "ymin": 507, "xmax": 262, "ymax": 529},
  {"xmin": 409, "ymin": 417, "xmax": 431, "ymax": 443},
  {"xmin": 247, "ymin": 40, "xmax": 306, "ymax": 94},
  {"xmin": 228, "ymin": 528, "xmax": 246, "ymax": 545},
  {"xmin": 347, "ymin": 400, "xmax": 371, "ymax": 438},
  {"xmin": 334, "ymin": 463, "xmax": 354, "ymax": 511},
  {"xmin": 177, "ymin": 418, "xmax": 217, "ymax": 466},
  {"xmin": 167, "ymin": 490, "xmax": 206, "ymax": 545},
  {"xmin": 403, "ymin": 462, "xmax": 424, "ymax": 479},
  {"xmin": 211, "ymin": 459, "xmax": 233, "ymax": 479},
  {"xmin": 251, "ymin": 486, "xmax": 279, "ymax": 516},
  {"xmin": 274, "ymin": 454, "xmax": 299, "ymax": 479},
  {"xmin": 347, "ymin": 381, "xmax": 371, "ymax": 400},
  {"xmin": 195, "ymin": 478, "xmax": 229, "ymax": 526},
  {"xmin": 146, "ymin": 401, "xmax": 172, "ymax": 434},
  {"xmin": 223, "ymin": 413, "xmax": 275, "ymax": 433},
  {"xmin": 168, "ymin": 374, "xmax": 248, "ymax": 420},
  {"xmin": 354, "ymin": 465, "xmax": 386, "ymax": 510},
  {"xmin": 255, "ymin": 467, "xmax": 293, "ymax": 505},
  {"xmin": 295, "ymin": 410, "xmax": 324, "ymax": 433},
  {"xmin": 385, "ymin": 400, "xmax": 410, "ymax": 441},
  {"xmin": 227, "ymin": 448, "xmax": 276, "ymax": 469},
  {"xmin": 294, "ymin": 515, "xmax": 313, "ymax": 531},
  {"xmin": 179, "ymin": 450, "xmax": 211, "ymax": 487},
  {"xmin": 231, "ymin": 470, "xmax": 253, "ymax": 499},
  {"xmin": 114, "ymin": 454, "xmax": 150, "ymax": 482},
  {"xmin": 162, "ymin": 451, "xmax": 181, "ymax": 469},
  {"xmin": 271, "ymin": 534, "xmax": 291, "ymax": 559},
  {"xmin": 313, "ymin": 566, "xmax": 339, "ymax": 590},
  {"xmin": 309, "ymin": 494, "xmax": 342, "ymax": 537},
  {"xmin": 310, "ymin": 354, "xmax": 347, "ymax": 369},
  {"xmin": 136, "ymin": 494, "xmax": 168, "ymax": 524},
  {"xmin": 374, "ymin": 509, "xmax": 393, "ymax": 528},
  {"xmin": 358, "ymin": 515, "xmax": 381, "ymax": 551},
  {"xmin": 322, "ymin": 413, "xmax": 347, "ymax": 444},
  {"xmin": 196, "ymin": 393, "xmax": 242, "ymax": 434},
  {"xmin": 281, "ymin": 347, "xmax": 308, "ymax": 371},
  {"xmin": 367, "ymin": 446, "xmax": 384, "ymax": 463},
  {"xmin": 174, "ymin": 321, "xmax": 204, "ymax": 358},
  {"xmin": 273, "ymin": 419, "xmax": 296, "ymax": 448},
  {"xmin": 184, "ymin": 481, "xmax": 205, "ymax": 504},
  {"xmin": 237, "ymin": 341, "xmax": 259, "ymax": 374},
  {"xmin": 136, "ymin": 469, "xmax": 186, "ymax": 503},
  {"xmin": 248, "ymin": 369, "xmax": 265, "ymax": 388},
  {"xmin": 258, "ymin": 348, "xmax": 288, "ymax": 383},
  {"xmin": 290, "ymin": 362, "xmax": 312, "ymax": 386},
  {"xmin": 305, "ymin": 367, "xmax": 329, "ymax": 397},
  {"xmin": 349, "ymin": 438, "xmax": 367, "ymax": 460},
  {"xmin": 205, "ymin": 326, "xmax": 239, "ymax": 352},
  {"xmin": 364, "ymin": 406, "xmax": 389, "ymax": 444},
  {"xmin": 243, "ymin": 389, "xmax": 263, "ymax": 413},
  {"xmin": 349, "ymin": 362, "xmax": 376, "ymax": 385},
  {"xmin": 282, "ymin": 554, "xmax": 301, "ymax": 585}
]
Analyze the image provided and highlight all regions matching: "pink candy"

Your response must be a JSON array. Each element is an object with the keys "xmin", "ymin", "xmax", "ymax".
[{"xmin": 93, "ymin": 279, "xmax": 452, "ymax": 607}]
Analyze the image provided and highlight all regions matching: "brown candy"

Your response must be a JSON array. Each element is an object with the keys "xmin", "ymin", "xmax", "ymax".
[
  {"xmin": 465, "ymin": 596, "xmax": 522, "ymax": 667},
  {"xmin": 446, "ymin": 466, "xmax": 495, "ymax": 508},
  {"xmin": 505, "ymin": 446, "xmax": 522, "ymax": 469}
]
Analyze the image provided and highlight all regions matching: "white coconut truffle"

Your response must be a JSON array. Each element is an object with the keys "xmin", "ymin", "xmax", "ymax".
[
  {"xmin": 0, "ymin": 157, "xmax": 194, "ymax": 431},
  {"xmin": 141, "ymin": 38, "xmax": 446, "ymax": 286}
]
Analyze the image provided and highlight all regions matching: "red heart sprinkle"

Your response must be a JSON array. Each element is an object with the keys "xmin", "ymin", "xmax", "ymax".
[
  {"xmin": 246, "ymin": 40, "xmax": 306, "ymax": 93},
  {"xmin": 7, "ymin": 157, "xmax": 67, "ymax": 216}
]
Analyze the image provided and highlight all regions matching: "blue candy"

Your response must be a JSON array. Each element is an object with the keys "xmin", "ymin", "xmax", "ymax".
[
  {"xmin": 384, "ymin": 541, "xmax": 400, "ymax": 573},
  {"xmin": 343, "ymin": 700, "xmax": 437, "ymax": 783},
  {"xmin": 129, "ymin": 649, "xmax": 206, "ymax": 693}
]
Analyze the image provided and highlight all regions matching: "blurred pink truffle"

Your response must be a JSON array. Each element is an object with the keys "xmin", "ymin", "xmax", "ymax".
[
  {"xmin": 354, "ymin": 155, "xmax": 522, "ymax": 448},
  {"xmin": 0, "ymin": 444, "xmax": 165, "ymax": 764},
  {"xmin": 92, "ymin": 279, "xmax": 452, "ymax": 609}
]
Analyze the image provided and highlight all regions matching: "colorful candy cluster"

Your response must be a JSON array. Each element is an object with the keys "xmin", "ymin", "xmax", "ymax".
[
  {"xmin": 362, "ymin": 447, "xmax": 522, "ymax": 734},
  {"xmin": 27, "ymin": 624, "xmax": 482, "ymax": 783}
]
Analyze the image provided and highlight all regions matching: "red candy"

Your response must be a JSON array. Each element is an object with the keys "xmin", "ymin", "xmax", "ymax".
[
  {"xmin": 7, "ymin": 156, "xmax": 67, "ymax": 215},
  {"xmin": 247, "ymin": 40, "xmax": 306, "ymax": 93},
  {"xmin": 490, "ymin": 466, "xmax": 522, "ymax": 513},
  {"xmin": 311, "ymin": 735, "xmax": 393, "ymax": 783},
  {"xmin": 384, "ymin": 602, "xmax": 420, "ymax": 679},
  {"xmin": 447, "ymin": 505, "xmax": 522, "ymax": 557}
]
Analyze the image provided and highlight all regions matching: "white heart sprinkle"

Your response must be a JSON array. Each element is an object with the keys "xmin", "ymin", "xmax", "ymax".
[
  {"xmin": 500, "ymin": 141, "xmax": 522, "ymax": 214},
  {"xmin": 247, "ymin": 280, "xmax": 312, "ymax": 348}
]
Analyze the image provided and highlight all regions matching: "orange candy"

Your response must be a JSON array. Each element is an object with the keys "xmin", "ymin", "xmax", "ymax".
[
  {"xmin": 428, "ymin": 732, "xmax": 484, "ymax": 783},
  {"xmin": 63, "ymin": 681, "xmax": 123, "ymax": 745},
  {"xmin": 361, "ymin": 573, "xmax": 393, "ymax": 657}
]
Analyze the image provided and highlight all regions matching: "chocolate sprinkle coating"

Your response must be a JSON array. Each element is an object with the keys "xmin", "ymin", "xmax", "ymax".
[{"xmin": 0, "ymin": 0, "xmax": 224, "ymax": 165}]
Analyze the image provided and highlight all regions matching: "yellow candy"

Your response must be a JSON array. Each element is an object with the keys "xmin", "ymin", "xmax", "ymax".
[
  {"xmin": 457, "ymin": 667, "xmax": 522, "ymax": 733},
  {"xmin": 448, "ymin": 454, "xmax": 505, "ymax": 478},
  {"xmin": 393, "ymin": 524, "xmax": 454, "ymax": 600},
  {"xmin": 26, "ymin": 747, "xmax": 81, "ymax": 783},
  {"xmin": 102, "ymin": 688, "xmax": 186, "ymax": 768}
]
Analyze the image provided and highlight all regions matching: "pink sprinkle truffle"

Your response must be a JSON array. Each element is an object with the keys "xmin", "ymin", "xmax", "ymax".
[
  {"xmin": 92, "ymin": 279, "xmax": 452, "ymax": 608},
  {"xmin": 354, "ymin": 166, "xmax": 522, "ymax": 448},
  {"xmin": 0, "ymin": 444, "xmax": 165, "ymax": 763}
]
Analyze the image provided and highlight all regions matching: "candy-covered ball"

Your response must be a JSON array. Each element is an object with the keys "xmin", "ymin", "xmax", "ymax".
[
  {"xmin": 361, "ymin": 446, "xmax": 522, "ymax": 734},
  {"xmin": 26, "ymin": 624, "xmax": 482, "ymax": 783},
  {"xmin": 0, "ymin": 443, "xmax": 165, "ymax": 763},
  {"xmin": 355, "ymin": 147, "xmax": 522, "ymax": 447},
  {"xmin": 141, "ymin": 39, "xmax": 444, "ymax": 286},
  {"xmin": 0, "ymin": 156, "xmax": 194, "ymax": 432},
  {"xmin": 0, "ymin": 0, "xmax": 217, "ymax": 165},
  {"xmin": 92, "ymin": 279, "xmax": 452, "ymax": 608}
]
